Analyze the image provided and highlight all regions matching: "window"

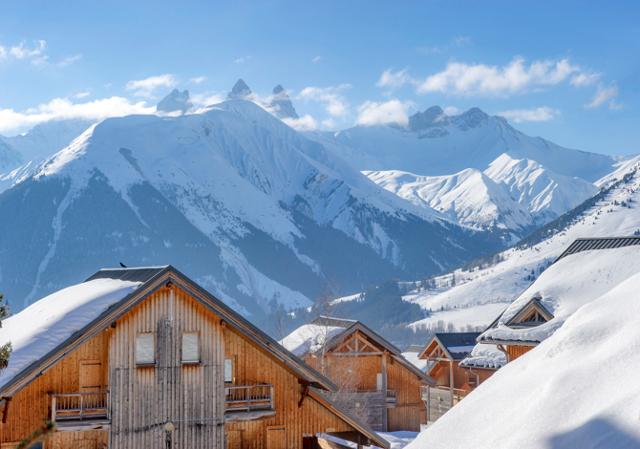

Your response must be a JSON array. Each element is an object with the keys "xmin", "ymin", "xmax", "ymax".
[
  {"xmin": 224, "ymin": 358, "xmax": 234, "ymax": 383},
  {"xmin": 182, "ymin": 332, "xmax": 200, "ymax": 363},
  {"xmin": 135, "ymin": 333, "xmax": 155, "ymax": 365}
]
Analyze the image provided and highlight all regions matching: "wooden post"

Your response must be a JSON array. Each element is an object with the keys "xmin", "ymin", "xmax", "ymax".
[
  {"xmin": 449, "ymin": 360, "xmax": 454, "ymax": 406},
  {"xmin": 381, "ymin": 351, "xmax": 388, "ymax": 431},
  {"xmin": 51, "ymin": 396, "xmax": 56, "ymax": 423}
]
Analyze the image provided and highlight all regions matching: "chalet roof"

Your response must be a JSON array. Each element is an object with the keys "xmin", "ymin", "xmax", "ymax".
[
  {"xmin": 459, "ymin": 343, "xmax": 506, "ymax": 370},
  {"xmin": 419, "ymin": 332, "xmax": 480, "ymax": 361},
  {"xmin": 478, "ymin": 240, "xmax": 640, "ymax": 346},
  {"xmin": 555, "ymin": 236, "xmax": 640, "ymax": 262},
  {"xmin": 282, "ymin": 316, "xmax": 432, "ymax": 384},
  {"xmin": 0, "ymin": 265, "xmax": 337, "ymax": 398}
]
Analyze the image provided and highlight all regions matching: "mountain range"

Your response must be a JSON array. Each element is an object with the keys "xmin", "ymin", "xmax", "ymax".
[{"xmin": 0, "ymin": 80, "xmax": 634, "ymax": 338}]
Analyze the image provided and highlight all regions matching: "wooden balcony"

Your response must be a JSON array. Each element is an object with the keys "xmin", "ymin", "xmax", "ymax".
[
  {"xmin": 421, "ymin": 385, "xmax": 467, "ymax": 423},
  {"xmin": 50, "ymin": 391, "xmax": 109, "ymax": 428},
  {"xmin": 225, "ymin": 384, "xmax": 275, "ymax": 421}
]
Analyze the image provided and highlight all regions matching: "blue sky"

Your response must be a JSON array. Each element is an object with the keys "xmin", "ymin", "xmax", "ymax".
[{"xmin": 0, "ymin": 0, "xmax": 638, "ymax": 154}]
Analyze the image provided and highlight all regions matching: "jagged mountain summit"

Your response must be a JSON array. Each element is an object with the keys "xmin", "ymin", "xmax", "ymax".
[
  {"xmin": 0, "ymin": 98, "xmax": 500, "ymax": 324},
  {"xmin": 157, "ymin": 89, "xmax": 193, "ymax": 114},
  {"xmin": 268, "ymin": 85, "xmax": 299, "ymax": 119},
  {"xmin": 227, "ymin": 78, "xmax": 253, "ymax": 100},
  {"xmin": 312, "ymin": 106, "xmax": 617, "ymax": 182},
  {"xmin": 0, "ymin": 140, "xmax": 21, "ymax": 171}
]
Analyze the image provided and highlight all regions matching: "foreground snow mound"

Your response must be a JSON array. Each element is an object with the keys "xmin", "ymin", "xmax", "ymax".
[{"xmin": 407, "ymin": 272, "xmax": 640, "ymax": 449}]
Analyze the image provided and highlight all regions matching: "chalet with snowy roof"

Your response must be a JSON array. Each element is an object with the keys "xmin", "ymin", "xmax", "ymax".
[
  {"xmin": 468, "ymin": 236, "xmax": 640, "ymax": 365},
  {"xmin": 0, "ymin": 266, "xmax": 388, "ymax": 449},
  {"xmin": 417, "ymin": 332, "xmax": 483, "ymax": 422},
  {"xmin": 281, "ymin": 316, "xmax": 432, "ymax": 432}
]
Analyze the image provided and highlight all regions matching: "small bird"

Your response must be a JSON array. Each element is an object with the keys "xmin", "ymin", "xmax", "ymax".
[{"xmin": 119, "ymin": 262, "xmax": 128, "ymax": 268}]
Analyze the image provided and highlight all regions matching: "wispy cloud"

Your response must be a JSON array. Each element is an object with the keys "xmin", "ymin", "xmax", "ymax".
[
  {"xmin": 417, "ymin": 35, "xmax": 471, "ymax": 55},
  {"xmin": 0, "ymin": 40, "xmax": 48, "ymax": 65},
  {"xmin": 377, "ymin": 68, "xmax": 413, "ymax": 89},
  {"xmin": 57, "ymin": 54, "xmax": 82, "ymax": 67},
  {"xmin": 586, "ymin": 83, "xmax": 621, "ymax": 110},
  {"xmin": 312, "ymin": 55, "xmax": 322, "ymax": 64},
  {"xmin": 416, "ymin": 57, "xmax": 584, "ymax": 97},
  {"xmin": 125, "ymin": 74, "xmax": 176, "ymax": 97},
  {"xmin": 190, "ymin": 76, "xmax": 207, "ymax": 85},
  {"xmin": 498, "ymin": 106, "xmax": 559, "ymax": 123},
  {"xmin": 234, "ymin": 55, "xmax": 252, "ymax": 64},
  {"xmin": 297, "ymin": 84, "xmax": 351, "ymax": 117},
  {"xmin": 0, "ymin": 96, "xmax": 155, "ymax": 134},
  {"xmin": 282, "ymin": 114, "xmax": 318, "ymax": 131},
  {"xmin": 356, "ymin": 99, "xmax": 414, "ymax": 127}
]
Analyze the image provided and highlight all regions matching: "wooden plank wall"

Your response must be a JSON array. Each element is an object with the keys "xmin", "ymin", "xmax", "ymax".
[
  {"xmin": 224, "ymin": 328, "xmax": 355, "ymax": 449},
  {"xmin": 47, "ymin": 430, "xmax": 108, "ymax": 449},
  {"xmin": 0, "ymin": 332, "xmax": 109, "ymax": 445},
  {"xmin": 386, "ymin": 357, "xmax": 424, "ymax": 431},
  {"xmin": 507, "ymin": 345, "xmax": 534, "ymax": 362},
  {"xmin": 108, "ymin": 286, "xmax": 224, "ymax": 449}
]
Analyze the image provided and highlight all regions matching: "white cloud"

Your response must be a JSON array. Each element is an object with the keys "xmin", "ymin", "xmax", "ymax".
[
  {"xmin": 498, "ymin": 106, "xmax": 559, "ymax": 123},
  {"xmin": 417, "ymin": 57, "xmax": 583, "ymax": 97},
  {"xmin": 586, "ymin": 83, "xmax": 620, "ymax": 109},
  {"xmin": 297, "ymin": 84, "xmax": 350, "ymax": 117},
  {"xmin": 190, "ymin": 91, "xmax": 226, "ymax": 111},
  {"xmin": 282, "ymin": 114, "xmax": 318, "ymax": 131},
  {"xmin": 73, "ymin": 91, "xmax": 91, "ymax": 99},
  {"xmin": 312, "ymin": 55, "xmax": 322, "ymax": 63},
  {"xmin": 0, "ymin": 96, "xmax": 155, "ymax": 135},
  {"xmin": 234, "ymin": 55, "xmax": 251, "ymax": 64},
  {"xmin": 126, "ymin": 74, "xmax": 176, "ymax": 97},
  {"xmin": 57, "ymin": 54, "xmax": 82, "ymax": 67},
  {"xmin": 190, "ymin": 76, "xmax": 207, "ymax": 84},
  {"xmin": 0, "ymin": 40, "xmax": 48, "ymax": 65},
  {"xmin": 570, "ymin": 71, "xmax": 600, "ymax": 87},
  {"xmin": 443, "ymin": 106, "xmax": 460, "ymax": 115},
  {"xmin": 356, "ymin": 99, "xmax": 413, "ymax": 127},
  {"xmin": 377, "ymin": 68, "xmax": 414, "ymax": 89}
]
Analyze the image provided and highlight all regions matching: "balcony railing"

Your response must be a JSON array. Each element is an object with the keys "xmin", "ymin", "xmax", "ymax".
[
  {"xmin": 421, "ymin": 385, "xmax": 467, "ymax": 422},
  {"xmin": 225, "ymin": 384, "xmax": 274, "ymax": 412},
  {"xmin": 50, "ymin": 390, "xmax": 108, "ymax": 423}
]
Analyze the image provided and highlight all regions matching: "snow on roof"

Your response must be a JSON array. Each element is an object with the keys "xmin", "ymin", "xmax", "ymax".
[
  {"xmin": 407, "ymin": 270, "xmax": 640, "ymax": 449},
  {"xmin": 480, "ymin": 245, "xmax": 640, "ymax": 344},
  {"xmin": 401, "ymin": 350, "xmax": 428, "ymax": 372},
  {"xmin": 0, "ymin": 278, "xmax": 141, "ymax": 390},
  {"xmin": 459, "ymin": 343, "xmax": 506, "ymax": 369},
  {"xmin": 280, "ymin": 323, "xmax": 347, "ymax": 356}
]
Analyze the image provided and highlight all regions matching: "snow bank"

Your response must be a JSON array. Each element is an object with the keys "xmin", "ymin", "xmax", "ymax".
[
  {"xmin": 481, "ymin": 245, "xmax": 640, "ymax": 344},
  {"xmin": 280, "ymin": 323, "xmax": 346, "ymax": 356},
  {"xmin": 0, "ymin": 278, "xmax": 141, "ymax": 390},
  {"xmin": 407, "ymin": 271, "xmax": 640, "ymax": 449},
  {"xmin": 459, "ymin": 343, "xmax": 506, "ymax": 369}
]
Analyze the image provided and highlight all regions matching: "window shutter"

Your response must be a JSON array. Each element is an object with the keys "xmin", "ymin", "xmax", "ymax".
[
  {"xmin": 136, "ymin": 333, "xmax": 155, "ymax": 365},
  {"xmin": 182, "ymin": 333, "xmax": 200, "ymax": 363},
  {"xmin": 224, "ymin": 358, "xmax": 233, "ymax": 383}
]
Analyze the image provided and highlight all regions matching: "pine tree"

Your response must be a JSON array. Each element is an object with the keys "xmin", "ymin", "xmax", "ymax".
[{"xmin": 0, "ymin": 293, "xmax": 11, "ymax": 370}]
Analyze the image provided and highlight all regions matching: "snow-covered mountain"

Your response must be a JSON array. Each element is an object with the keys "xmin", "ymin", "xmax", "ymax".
[
  {"xmin": 268, "ymin": 85, "xmax": 298, "ymax": 119},
  {"xmin": 0, "ymin": 140, "xmax": 21, "ymax": 171},
  {"xmin": 157, "ymin": 89, "xmax": 193, "ymax": 114},
  {"xmin": 312, "ymin": 106, "xmax": 617, "ymax": 182},
  {"xmin": 364, "ymin": 168, "xmax": 533, "ymax": 238},
  {"xmin": 0, "ymin": 94, "xmax": 500, "ymax": 327}
]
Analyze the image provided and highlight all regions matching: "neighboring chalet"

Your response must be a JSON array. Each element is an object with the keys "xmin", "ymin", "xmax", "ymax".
[
  {"xmin": 475, "ymin": 237, "xmax": 640, "ymax": 365},
  {"xmin": 417, "ymin": 332, "xmax": 479, "ymax": 422},
  {"xmin": 281, "ymin": 316, "xmax": 432, "ymax": 432},
  {"xmin": 0, "ymin": 267, "xmax": 388, "ymax": 449}
]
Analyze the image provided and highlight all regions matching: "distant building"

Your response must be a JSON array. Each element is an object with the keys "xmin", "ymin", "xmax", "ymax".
[
  {"xmin": 0, "ymin": 267, "xmax": 388, "ymax": 449},
  {"xmin": 281, "ymin": 316, "xmax": 432, "ymax": 432}
]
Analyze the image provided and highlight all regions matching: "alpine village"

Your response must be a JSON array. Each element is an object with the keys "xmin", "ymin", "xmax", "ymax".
[{"xmin": 1, "ymin": 2, "xmax": 639, "ymax": 449}]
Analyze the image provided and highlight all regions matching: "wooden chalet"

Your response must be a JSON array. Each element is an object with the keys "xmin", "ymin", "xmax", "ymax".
[
  {"xmin": 281, "ymin": 316, "xmax": 432, "ymax": 432},
  {"xmin": 417, "ymin": 332, "xmax": 483, "ymax": 422},
  {"xmin": 0, "ymin": 267, "xmax": 389, "ymax": 449},
  {"xmin": 477, "ymin": 236, "xmax": 640, "ymax": 364}
]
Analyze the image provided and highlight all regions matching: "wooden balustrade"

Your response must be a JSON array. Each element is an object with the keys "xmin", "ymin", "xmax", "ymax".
[
  {"xmin": 224, "ymin": 384, "xmax": 274, "ymax": 412},
  {"xmin": 50, "ymin": 390, "xmax": 109, "ymax": 423}
]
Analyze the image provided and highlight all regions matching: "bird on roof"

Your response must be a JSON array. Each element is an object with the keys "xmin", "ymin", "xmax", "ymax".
[{"xmin": 119, "ymin": 262, "xmax": 127, "ymax": 268}]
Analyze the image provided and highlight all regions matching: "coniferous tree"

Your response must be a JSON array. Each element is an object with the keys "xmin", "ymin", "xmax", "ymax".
[{"xmin": 0, "ymin": 293, "xmax": 11, "ymax": 370}]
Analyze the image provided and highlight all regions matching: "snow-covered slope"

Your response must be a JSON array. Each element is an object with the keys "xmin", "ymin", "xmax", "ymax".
[
  {"xmin": 0, "ymin": 98, "xmax": 499, "ymax": 325},
  {"xmin": 312, "ymin": 107, "xmax": 617, "ymax": 182},
  {"xmin": 409, "ymin": 267, "xmax": 640, "ymax": 449},
  {"xmin": 485, "ymin": 153, "xmax": 599, "ymax": 224},
  {"xmin": 0, "ymin": 139, "xmax": 21, "ymax": 171},
  {"xmin": 364, "ymin": 168, "xmax": 533, "ymax": 238},
  {"xmin": 157, "ymin": 89, "xmax": 193, "ymax": 114},
  {"xmin": 404, "ymin": 164, "xmax": 640, "ymax": 333}
]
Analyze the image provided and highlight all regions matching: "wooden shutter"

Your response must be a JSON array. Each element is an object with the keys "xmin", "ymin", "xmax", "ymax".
[
  {"xmin": 182, "ymin": 332, "xmax": 200, "ymax": 363},
  {"xmin": 224, "ymin": 358, "xmax": 233, "ymax": 383},
  {"xmin": 135, "ymin": 333, "xmax": 155, "ymax": 365}
]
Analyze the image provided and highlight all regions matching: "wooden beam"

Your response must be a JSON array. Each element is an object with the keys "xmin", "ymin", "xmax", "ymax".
[{"xmin": 381, "ymin": 351, "xmax": 388, "ymax": 432}]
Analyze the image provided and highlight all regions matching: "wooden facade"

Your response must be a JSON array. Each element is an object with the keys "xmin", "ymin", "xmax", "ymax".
[
  {"xmin": 0, "ymin": 267, "xmax": 388, "ymax": 449},
  {"xmin": 301, "ymin": 324, "xmax": 430, "ymax": 432}
]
